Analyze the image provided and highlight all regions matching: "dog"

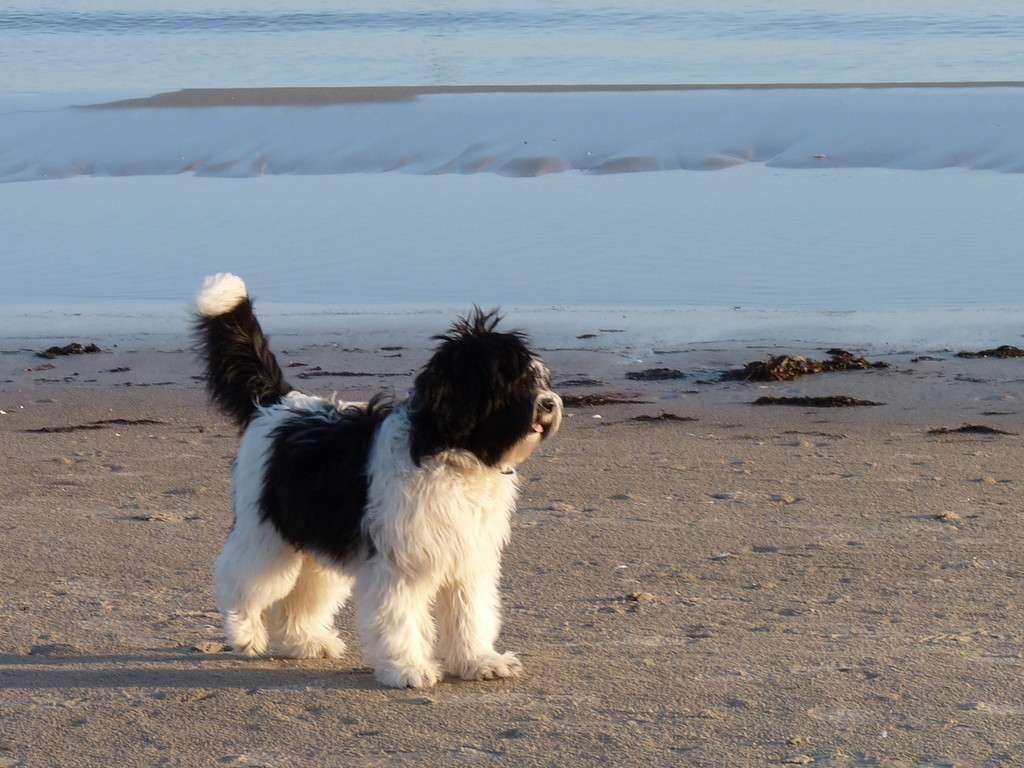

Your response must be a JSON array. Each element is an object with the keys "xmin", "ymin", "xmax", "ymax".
[{"xmin": 192, "ymin": 274, "xmax": 562, "ymax": 688}]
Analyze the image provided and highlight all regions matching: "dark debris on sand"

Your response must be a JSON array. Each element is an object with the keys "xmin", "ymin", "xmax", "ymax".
[
  {"xmin": 37, "ymin": 343, "xmax": 103, "ymax": 359},
  {"xmin": 25, "ymin": 418, "xmax": 166, "ymax": 434},
  {"xmin": 723, "ymin": 349, "xmax": 889, "ymax": 382},
  {"xmin": 632, "ymin": 413, "xmax": 698, "ymax": 422},
  {"xmin": 297, "ymin": 368, "xmax": 406, "ymax": 379},
  {"xmin": 626, "ymin": 368, "xmax": 685, "ymax": 381},
  {"xmin": 754, "ymin": 395, "xmax": 884, "ymax": 408},
  {"xmin": 954, "ymin": 345, "xmax": 1024, "ymax": 359},
  {"xmin": 563, "ymin": 393, "xmax": 652, "ymax": 408},
  {"xmin": 927, "ymin": 424, "xmax": 1017, "ymax": 436}
]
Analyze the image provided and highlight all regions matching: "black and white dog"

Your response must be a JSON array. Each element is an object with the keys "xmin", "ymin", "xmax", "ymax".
[{"xmin": 192, "ymin": 274, "xmax": 562, "ymax": 688}]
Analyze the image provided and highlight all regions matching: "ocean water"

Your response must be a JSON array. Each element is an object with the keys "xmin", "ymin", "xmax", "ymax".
[
  {"xmin": 2, "ymin": 1, "xmax": 1023, "ymax": 346},
  {"xmin": 3, "ymin": 1, "xmax": 1024, "ymax": 91}
]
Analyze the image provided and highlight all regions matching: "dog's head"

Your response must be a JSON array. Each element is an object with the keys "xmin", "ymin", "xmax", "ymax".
[{"xmin": 409, "ymin": 308, "xmax": 562, "ymax": 469}]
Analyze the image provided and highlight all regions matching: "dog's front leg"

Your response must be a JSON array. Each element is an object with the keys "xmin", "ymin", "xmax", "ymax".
[
  {"xmin": 356, "ymin": 558, "xmax": 443, "ymax": 689},
  {"xmin": 436, "ymin": 565, "xmax": 523, "ymax": 682}
]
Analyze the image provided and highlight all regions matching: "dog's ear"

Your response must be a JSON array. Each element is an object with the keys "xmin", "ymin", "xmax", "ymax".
[
  {"xmin": 409, "ymin": 308, "xmax": 535, "ymax": 465},
  {"xmin": 412, "ymin": 330, "xmax": 498, "ymax": 446},
  {"xmin": 411, "ymin": 355, "xmax": 467, "ymax": 453}
]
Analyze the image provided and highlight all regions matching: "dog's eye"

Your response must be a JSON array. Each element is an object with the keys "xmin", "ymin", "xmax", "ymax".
[{"xmin": 539, "ymin": 397, "xmax": 557, "ymax": 412}]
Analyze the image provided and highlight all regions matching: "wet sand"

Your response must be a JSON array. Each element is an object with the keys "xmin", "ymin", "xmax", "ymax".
[
  {"xmin": 85, "ymin": 81, "xmax": 1024, "ymax": 109},
  {"xmin": 2, "ymin": 332, "xmax": 1024, "ymax": 766}
]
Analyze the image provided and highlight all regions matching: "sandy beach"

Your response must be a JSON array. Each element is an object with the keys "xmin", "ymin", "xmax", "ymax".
[{"xmin": 3, "ymin": 326, "xmax": 1024, "ymax": 767}]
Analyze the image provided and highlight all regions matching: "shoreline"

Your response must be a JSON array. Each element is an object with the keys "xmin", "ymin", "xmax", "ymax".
[{"xmin": 4, "ymin": 301, "xmax": 1024, "ymax": 358}]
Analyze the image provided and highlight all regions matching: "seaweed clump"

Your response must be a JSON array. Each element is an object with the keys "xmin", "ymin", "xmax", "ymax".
[
  {"xmin": 927, "ymin": 424, "xmax": 1016, "ymax": 436},
  {"xmin": 37, "ymin": 343, "xmax": 103, "ymax": 359},
  {"xmin": 632, "ymin": 413, "xmax": 697, "ymax": 422},
  {"xmin": 626, "ymin": 368, "xmax": 685, "ymax": 381},
  {"xmin": 954, "ymin": 345, "xmax": 1024, "ymax": 359},
  {"xmin": 754, "ymin": 395, "xmax": 883, "ymax": 408},
  {"xmin": 563, "ymin": 393, "xmax": 651, "ymax": 408},
  {"xmin": 724, "ymin": 349, "xmax": 888, "ymax": 382}
]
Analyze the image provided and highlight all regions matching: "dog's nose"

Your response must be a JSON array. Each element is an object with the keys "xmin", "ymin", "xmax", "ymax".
[{"xmin": 540, "ymin": 396, "xmax": 557, "ymax": 412}]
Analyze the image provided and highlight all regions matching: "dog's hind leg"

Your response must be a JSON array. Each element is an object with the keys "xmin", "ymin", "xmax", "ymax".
[
  {"xmin": 268, "ymin": 554, "xmax": 353, "ymax": 659},
  {"xmin": 214, "ymin": 525, "xmax": 303, "ymax": 657}
]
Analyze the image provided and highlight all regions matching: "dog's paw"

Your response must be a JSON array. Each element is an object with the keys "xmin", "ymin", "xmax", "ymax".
[
  {"xmin": 375, "ymin": 662, "xmax": 444, "ymax": 689},
  {"xmin": 234, "ymin": 636, "xmax": 268, "ymax": 657},
  {"xmin": 453, "ymin": 652, "xmax": 523, "ymax": 682},
  {"xmin": 281, "ymin": 634, "xmax": 347, "ymax": 659},
  {"xmin": 228, "ymin": 628, "xmax": 269, "ymax": 657},
  {"xmin": 314, "ymin": 634, "xmax": 347, "ymax": 659},
  {"xmin": 222, "ymin": 610, "xmax": 269, "ymax": 657}
]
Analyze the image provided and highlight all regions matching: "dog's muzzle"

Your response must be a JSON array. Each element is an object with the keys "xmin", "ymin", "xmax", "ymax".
[{"xmin": 533, "ymin": 392, "xmax": 563, "ymax": 439}]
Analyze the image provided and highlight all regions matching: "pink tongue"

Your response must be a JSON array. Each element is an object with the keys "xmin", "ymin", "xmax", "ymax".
[{"xmin": 532, "ymin": 423, "xmax": 544, "ymax": 433}]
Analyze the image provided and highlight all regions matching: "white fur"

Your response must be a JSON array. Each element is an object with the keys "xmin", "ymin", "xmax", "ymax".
[
  {"xmin": 196, "ymin": 273, "xmax": 248, "ymax": 317},
  {"xmin": 214, "ymin": 395, "xmax": 524, "ymax": 688}
]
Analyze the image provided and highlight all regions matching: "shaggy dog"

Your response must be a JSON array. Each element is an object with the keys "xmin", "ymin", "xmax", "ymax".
[{"xmin": 192, "ymin": 274, "xmax": 562, "ymax": 688}]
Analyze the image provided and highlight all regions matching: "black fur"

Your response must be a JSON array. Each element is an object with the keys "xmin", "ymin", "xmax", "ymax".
[
  {"xmin": 259, "ymin": 396, "xmax": 392, "ymax": 563},
  {"xmin": 196, "ymin": 297, "xmax": 550, "ymax": 547},
  {"xmin": 193, "ymin": 297, "xmax": 291, "ymax": 428},
  {"xmin": 409, "ymin": 308, "xmax": 544, "ymax": 467}
]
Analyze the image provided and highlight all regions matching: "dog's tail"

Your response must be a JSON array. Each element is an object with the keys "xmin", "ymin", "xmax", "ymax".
[{"xmin": 192, "ymin": 273, "xmax": 291, "ymax": 427}]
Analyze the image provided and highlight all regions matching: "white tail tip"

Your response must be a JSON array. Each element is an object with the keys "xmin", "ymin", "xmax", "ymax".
[{"xmin": 195, "ymin": 273, "xmax": 248, "ymax": 317}]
